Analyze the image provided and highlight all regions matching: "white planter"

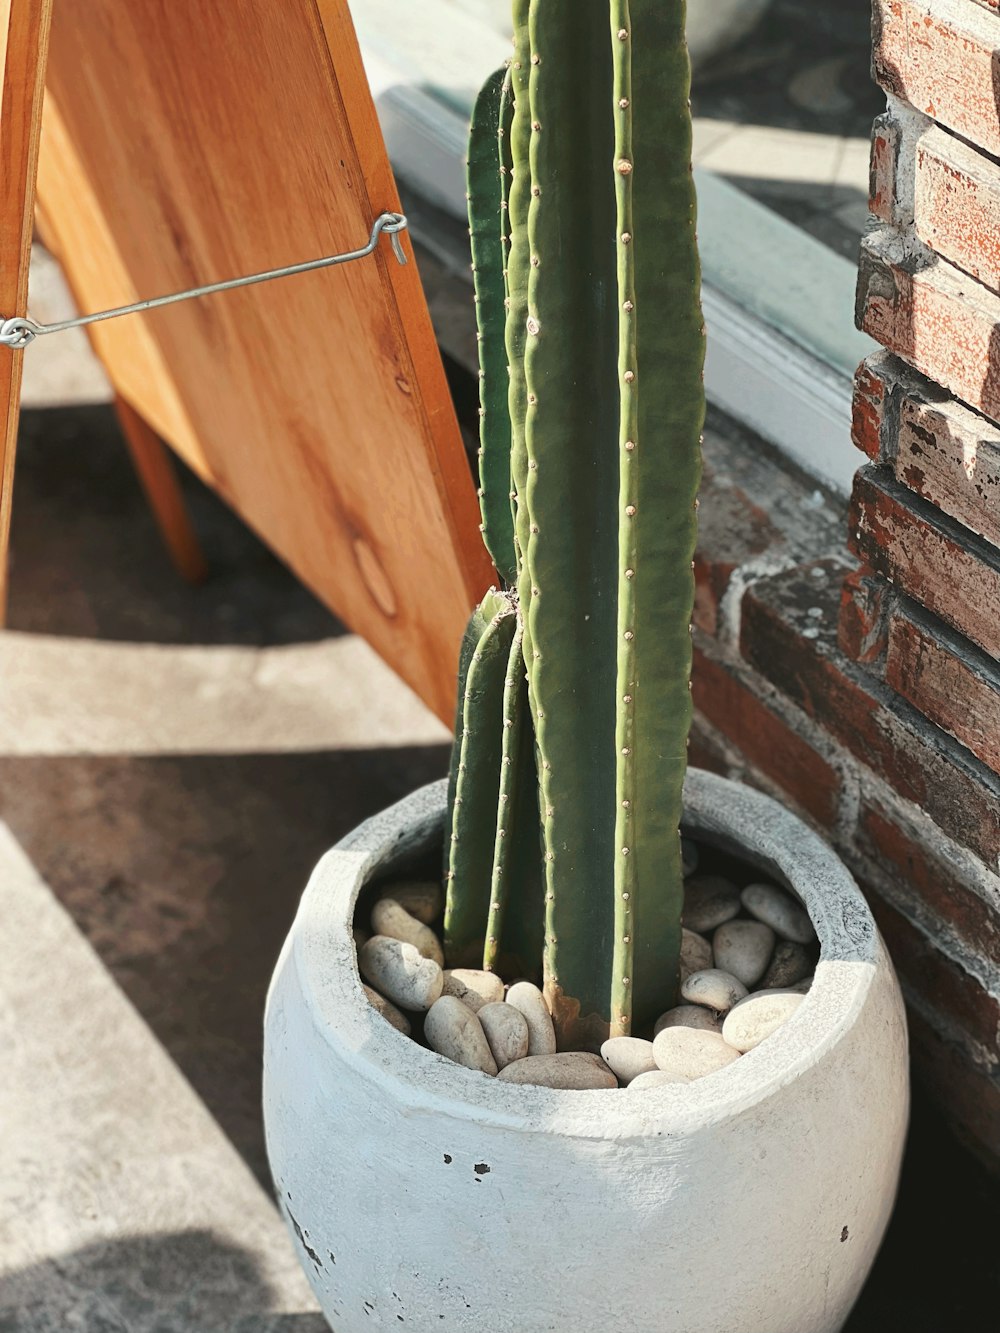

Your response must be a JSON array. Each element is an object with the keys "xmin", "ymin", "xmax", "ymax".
[{"xmin": 264, "ymin": 769, "xmax": 908, "ymax": 1333}]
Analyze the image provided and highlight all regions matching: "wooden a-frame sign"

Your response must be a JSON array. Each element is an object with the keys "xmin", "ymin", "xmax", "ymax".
[{"xmin": 0, "ymin": 0, "xmax": 494, "ymax": 723}]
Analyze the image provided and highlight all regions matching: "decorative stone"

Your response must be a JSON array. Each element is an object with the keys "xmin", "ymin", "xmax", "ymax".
[
  {"xmin": 653, "ymin": 1004, "xmax": 723, "ymax": 1037},
  {"xmin": 741, "ymin": 882, "xmax": 815, "ymax": 945},
  {"xmin": 723, "ymin": 990, "xmax": 805, "ymax": 1053},
  {"xmin": 681, "ymin": 837, "xmax": 699, "ymax": 877},
  {"xmin": 652, "ymin": 1027, "xmax": 741, "ymax": 1080},
  {"xmin": 505, "ymin": 981, "xmax": 557, "ymax": 1055},
  {"xmin": 375, "ymin": 879, "xmax": 443, "ymax": 925},
  {"xmin": 358, "ymin": 935, "xmax": 444, "ymax": 1012},
  {"xmin": 683, "ymin": 875, "xmax": 741, "ymax": 932},
  {"xmin": 628, "ymin": 1069, "xmax": 691, "ymax": 1090},
  {"xmin": 424, "ymin": 995, "xmax": 498, "ymax": 1074},
  {"xmin": 497, "ymin": 1052, "xmax": 618, "ymax": 1090},
  {"xmin": 712, "ymin": 920, "xmax": 776, "ymax": 989},
  {"xmin": 362, "ymin": 984, "xmax": 411, "ymax": 1036},
  {"xmin": 478, "ymin": 1001, "xmax": 529, "ymax": 1069},
  {"xmin": 760, "ymin": 940, "xmax": 813, "ymax": 989},
  {"xmin": 679, "ymin": 928, "xmax": 713, "ymax": 980},
  {"xmin": 371, "ymin": 897, "xmax": 444, "ymax": 965},
  {"xmin": 442, "ymin": 968, "xmax": 505, "ymax": 1013},
  {"xmin": 680, "ymin": 968, "xmax": 748, "ymax": 1014},
  {"xmin": 600, "ymin": 1036, "xmax": 658, "ymax": 1085}
]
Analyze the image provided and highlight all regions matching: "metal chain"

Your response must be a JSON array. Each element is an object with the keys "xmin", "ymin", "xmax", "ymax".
[{"xmin": 0, "ymin": 211, "xmax": 408, "ymax": 350}]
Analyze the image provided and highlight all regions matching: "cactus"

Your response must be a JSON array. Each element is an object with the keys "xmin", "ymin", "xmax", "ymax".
[{"xmin": 446, "ymin": 0, "xmax": 705, "ymax": 1044}]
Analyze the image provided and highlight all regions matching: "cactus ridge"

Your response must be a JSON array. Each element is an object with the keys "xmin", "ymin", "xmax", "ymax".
[{"xmin": 446, "ymin": 0, "xmax": 704, "ymax": 1042}]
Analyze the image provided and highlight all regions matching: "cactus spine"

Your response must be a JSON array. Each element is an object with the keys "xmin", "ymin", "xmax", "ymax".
[{"xmin": 446, "ymin": 0, "xmax": 705, "ymax": 1043}]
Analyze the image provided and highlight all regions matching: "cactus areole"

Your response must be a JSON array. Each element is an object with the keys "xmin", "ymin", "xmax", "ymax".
[{"xmin": 445, "ymin": 0, "xmax": 706, "ymax": 1047}]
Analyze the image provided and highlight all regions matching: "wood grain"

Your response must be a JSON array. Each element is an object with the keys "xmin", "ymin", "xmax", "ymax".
[
  {"xmin": 36, "ymin": 0, "xmax": 493, "ymax": 721},
  {"xmin": 0, "ymin": 0, "xmax": 52, "ymax": 621}
]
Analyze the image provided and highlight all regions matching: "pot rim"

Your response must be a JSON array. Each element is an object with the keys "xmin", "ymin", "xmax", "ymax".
[{"xmin": 277, "ymin": 768, "xmax": 882, "ymax": 1141}]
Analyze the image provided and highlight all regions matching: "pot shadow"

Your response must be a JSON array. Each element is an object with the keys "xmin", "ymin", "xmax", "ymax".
[{"xmin": 0, "ymin": 1229, "xmax": 328, "ymax": 1332}]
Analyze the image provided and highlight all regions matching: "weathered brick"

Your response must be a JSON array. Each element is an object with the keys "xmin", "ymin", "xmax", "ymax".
[
  {"xmin": 885, "ymin": 600, "xmax": 1000, "ymax": 774},
  {"xmin": 740, "ymin": 558, "xmax": 1000, "ymax": 868},
  {"xmin": 691, "ymin": 641, "xmax": 841, "ymax": 828},
  {"xmin": 858, "ymin": 793, "xmax": 1000, "ymax": 965},
  {"xmin": 838, "ymin": 565, "xmax": 889, "ymax": 664},
  {"xmin": 850, "ymin": 354, "xmax": 1000, "ymax": 545},
  {"xmin": 907, "ymin": 1007, "xmax": 1000, "ymax": 1168},
  {"xmin": 869, "ymin": 109, "xmax": 904, "ymax": 225},
  {"xmin": 873, "ymin": 0, "xmax": 1000, "ymax": 158},
  {"xmin": 850, "ymin": 465, "xmax": 1000, "ymax": 659},
  {"xmin": 857, "ymin": 226, "xmax": 1000, "ymax": 428},
  {"xmin": 687, "ymin": 713, "xmax": 733, "ymax": 779},
  {"xmin": 915, "ymin": 120, "xmax": 1000, "ymax": 295}
]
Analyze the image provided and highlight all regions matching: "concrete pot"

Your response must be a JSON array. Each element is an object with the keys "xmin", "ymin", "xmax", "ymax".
[{"xmin": 264, "ymin": 769, "xmax": 908, "ymax": 1333}]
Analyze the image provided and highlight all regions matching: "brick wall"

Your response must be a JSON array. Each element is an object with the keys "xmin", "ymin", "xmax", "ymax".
[{"xmin": 686, "ymin": 0, "xmax": 1000, "ymax": 1169}]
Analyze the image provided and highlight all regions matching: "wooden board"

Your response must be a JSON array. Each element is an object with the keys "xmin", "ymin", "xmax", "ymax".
[
  {"xmin": 35, "ymin": 0, "xmax": 493, "ymax": 722},
  {"xmin": 0, "ymin": 0, "xmax": 52, "ymax": 620}
]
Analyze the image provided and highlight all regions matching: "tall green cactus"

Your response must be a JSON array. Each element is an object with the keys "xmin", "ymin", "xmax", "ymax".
[{"xmin": 446, "ymin": 0, "xmax": 705, "ymax": 1044}]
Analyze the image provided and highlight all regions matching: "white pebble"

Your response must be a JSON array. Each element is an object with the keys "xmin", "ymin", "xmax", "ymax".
[
  {"xmin": 425, "ymin": 996, "xmax": 498, "ymax": 1074},
  {"xmin": 628, "ymin": 1069, "xmax": 691, "ymax": 1090},
  {"xmin": 362, "ymin": 984, "xmax": 411, "ymax": 1036},
  {"xmin": 680, "ymin": 928, "xmax": 714, "ymax": 980},
  {"xmin": 478, "ymin": 1002, "xmax": 529, "ymax": 1069},
  {"xmin": 358, "ymin": 936, "xmax": 444, "ymax": 1012},
  {"xmin": 741, "ymin": 882, "xmax": 815, "ymax": 945},
  {"xmin": 683, "ymin": 876, "xmax": 741, "ymax": 932},
  {"xmin": 681, "ymin": 968, "xmax": 748, "ymax": 1014},
  {"xmin": 442, "ymin": 968, "xmax": 505, "ymax": 1013},
  {"xmin": 505, "ymin": 981, "xmax": 557, "ymax": 1055},
  {"xmin": 371, "ymin": 898, "xmax": 444, "ymax": 965},
  {"xmin": 712, "ymin": 920, "xmax": 776, "ymax": 989},
  {"xmin": 723, "ymin": 990, "xmax": 805, "ymax": 1052},
  {"xmin": 600, "ymin": 1036, "xmax": 658, "ymax": 1085},
  {"xmin": 654, "ymin": 1004, "xmax": 722, "ymax": 1036},
  {"xmin": 376, "ymin": 880, "xmax": 443, "ymax": 925},
  {"xmin": 652, "ymin": 1027, "xmax": 741, "ymax": 1080},
  {"xmin": 497, "ymin": 1052, "xmax": 618, "ymax": 1090},
  {"xmin": 760, "ymin": 940, "xmax": 813, "ymax": 989}
]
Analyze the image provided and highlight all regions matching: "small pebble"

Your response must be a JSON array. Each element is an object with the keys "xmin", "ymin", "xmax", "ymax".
[
  {"xmin": 497, "ymin": 1053, "xmax": 618, "ymax": 1090},
  {"xmin": 362, "ymin": 984, "xmax": 411, "ymax": 1036},
  {"xmin": 376, "ymin": 880, "xmax": 443, "ymax": 925},
  {"xmin": 478, "ymin": 1001, "xmax": 529, "ymax": 1069},
  {"xmin": 760, "ymin": 940, "xmax": 813, "ymax": 989},
  {"xmin": 681, "ymin": 838, "xmax": 699, "ymax": 877},
  {"xmin": 505, "ymin": 981, "xmax": 557, "ymax": 1055},
  {"xmin": 654, "ymin": 1004, "xmax": 723, "ymax": 1037},
  {"xmin": 600, "ymin": 1036, "xmax": 658, "ymax": 1085},
  {"xmin": 681, "ymin": 968, "xmax": 748, "ymax": 1014},
  {"xmin": 683, "ymin": 876, "xmax": 741, "ymax": 933},
  {"xmin": 680, "ymin": 928, "xmax": 713, "ymax": 980},
  {"xmin": 712, "ymin": 920, "xmax": 776, "ymax": 989},
  {"xmin": 722, "ymin": 990, "xmax": 805, "ymax": 1052},
  {"xmin": 628, "ymin": 1069, "xmax": 691, "ymax": 1090},
  {"xmin": 424, "ymin": 996, "xmax": 498, "ymax": 1074},
  {"xmin": 442, "ymin": 968, "xmax": 505, "ymax": 1013},
  {"xmin": 652, "ymin": 1027, "xmax": 741, "ymax": 1080},
  {"xmin": 741, "ymin": 882, "xmax": 815, "ymax": 945},
  {"xmin": 359, "ymin": 936, "xmax": 444, "ymax": 1012},
  {"xmin": 371, "ymin": 898, "xmax": 444, "ymax": 965}
]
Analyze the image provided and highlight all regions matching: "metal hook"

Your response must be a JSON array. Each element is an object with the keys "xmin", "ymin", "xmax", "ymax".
[{"xmin": 0, "ymin": 210, "xmax": 409, "ymax": 350}]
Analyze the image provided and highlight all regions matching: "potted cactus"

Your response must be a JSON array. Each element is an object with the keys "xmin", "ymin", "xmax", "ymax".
[{"xmin": 263, "ymin": 4, "xmax": 908, "ymax": 1331}]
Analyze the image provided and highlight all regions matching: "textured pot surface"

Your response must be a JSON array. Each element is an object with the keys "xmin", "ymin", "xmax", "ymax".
[{"xmin": 264, "ymin": 770, "xmax": 908, "ymax": 1333}]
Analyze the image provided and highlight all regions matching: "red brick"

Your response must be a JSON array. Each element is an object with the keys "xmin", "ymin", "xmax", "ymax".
[
  {"xmin": 886, "ymin": 602, "xmax": 1000, "ymax": 774},
  {"xmin": 851, "ymin": 354, "xmax": 892, "ymax": 461},
  {"xmin": 838, "ymin": 566, "xmax": 889, "ymax": 665},
  {"xmin": 687, "ymin": 714, "xmax": 732, "ymax": 778},
  {"xmin": 857, "ymin": 226, "xmax": 1000, "ymax": 428},
  {"xmin": 869, "ymin": 109, "xmax": 903, "ymax": 225},
  {"xmin": 850, "ymin": 465, "xmax": 1000, "ymax": 659},
  {"xmin": 907, "ymin": 1007, "xmax": 1000, "ymax": 1169},
  {"xmin": 858, "ymin": 794, "xmax": 1000, "ymax": 965},
  {"xmin": 873, "ymin": 0, "xmax": 1000, "ymax": 157},
  {"xmin": 915, "ymin": 121, "xmax": 1000, "ymax": 295},
  {"xmin": 740, "ymin": 559, "xmax": 1000, "ymax": 868},
  {"xmin": 691, "ymin": 642, "xmax": 841, "ymax": 828},
  {"xmin": 864, "ymin": 885, "xmax": 1000, "ymax": 1059}
]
